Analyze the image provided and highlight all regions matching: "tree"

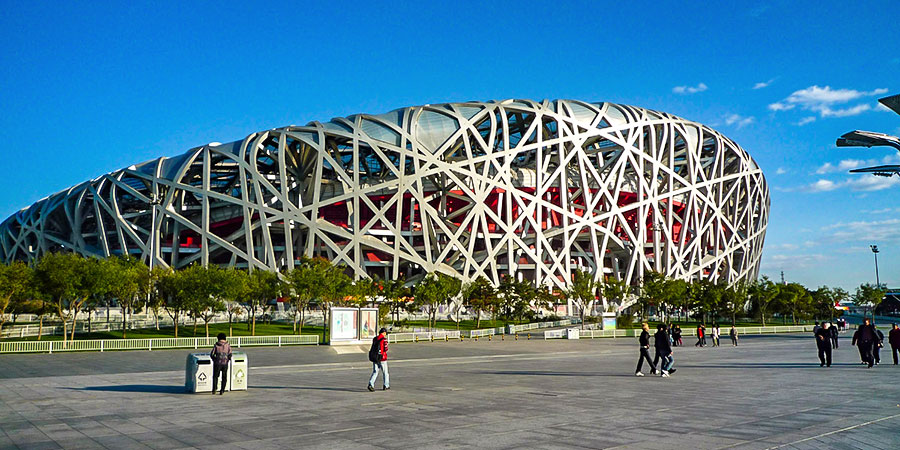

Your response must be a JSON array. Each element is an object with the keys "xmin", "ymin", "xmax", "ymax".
[
  {"xmin": 382, "ymin": 277, "xmax": 410, "ymax": 325},
  {"xmin": 246, "ymin": 269, "xmax": 282, "ymax": 335},
  {"xmin": 855, "ymin": 283, "xmax": 884, "ymax": 320},
  {"xmin": 285, "ymin": 257, "xmax": 330, "ymax": 336},
  {"xmin": 414, "ymin": 272, "xmax": 461, "ymax": 330},
  {"xmin": 157, "ymin": 267, "xmax": 187, "ymax": 337},
  {"xmin": 226, "ymin": 302, "xmax": 244, "ymax": 336},
  {"xmin": 748, "ymin": 276, "xmax": 779, "ymax": 327},
  {"xmin": 778, "ymin": 283, "xmax": 811, "ymax": 325},
  {"xmin": 567, "ymin": 269, "xmax": 600, "ymax": 329},
  {"xmin": 599, "ymin": 277, "xmax": 630, "ymax": 314},
  {"xmin": 722, "ymin": 281, "xmax": 748, "ymax": 326},
  {"xmin": 0, "ymin": 262, "xmax": 32, "ymax": 335},
  {"xmin": 35, "ymin": 253, "xmax": 108, "ymax": 345},
  {"xmin": 637, "ymin": 271, "xmax": 667, "ymax": 322},
  {"xmin": 466, "ymin": 277, "xmax": 497, "ymax": 328},
  {"xmin": 317, "ymin": 263, "xmax": 352, "ymax": 342},
  {"xmin": 106, "ymin": 256, "xmax": 150, "ymax": 338}
]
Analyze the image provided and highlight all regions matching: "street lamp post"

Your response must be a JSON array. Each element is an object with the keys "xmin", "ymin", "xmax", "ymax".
[{"xmin": 870, "ymin": 245, "xmax": 881, "ymax": 289}]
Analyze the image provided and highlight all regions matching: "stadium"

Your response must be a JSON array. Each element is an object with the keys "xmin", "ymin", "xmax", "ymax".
[{"xmin": 0, "ymin": 99, "xmax": 768, "ymax": 296}]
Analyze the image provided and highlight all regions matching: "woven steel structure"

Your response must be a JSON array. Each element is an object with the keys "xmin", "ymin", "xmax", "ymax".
[{"xmin": 0, "ymin": 99, "xmax": 768, "ymax": 292}]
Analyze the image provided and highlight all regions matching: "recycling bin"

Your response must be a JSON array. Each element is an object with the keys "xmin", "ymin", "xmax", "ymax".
[
  {"xmin": 567, "ymin": 328, "xmax": 580, "ymax": 340},
  {"xmin": 229, "ymin": 351, "xmax": 248, "ymax": 391},
  {"xmin": 185, "ymin": 353, "xmax": 213, "ymax": 393}
]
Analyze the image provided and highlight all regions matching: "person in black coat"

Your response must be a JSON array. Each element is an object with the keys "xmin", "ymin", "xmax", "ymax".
[
  {"xmin": 889, "ymin": 323, "xmax": 900, "ymax": 365},
  {"xmin": 874, "ymin": 328, "xmax": 885, "ymax": 365},
  {"xmin": 815, "ymin": 322, "xmax": 833, "ymax": 367},
  {"xmin": 635, "ymin": 323, "xmax": 657, "ymax": 376},
  {"xmin": 830, "ymin": 322, "xmax": 839, "ymax": 348},
  {"xmin": 654, "ymin": 324, "xmax": 675, "ymax": 376},
  {"xmin": 852, "ymin": 319, "xmax": 881, "ymax": 368}
]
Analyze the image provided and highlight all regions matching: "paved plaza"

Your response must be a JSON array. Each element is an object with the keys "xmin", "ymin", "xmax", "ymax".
[{"xmin": 1, "ymin": 332, "xmax": 899, "ymax": 449}]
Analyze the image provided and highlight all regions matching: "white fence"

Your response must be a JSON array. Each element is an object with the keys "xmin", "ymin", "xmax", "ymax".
[
  {"xmin": 572, "ymin": 325, "xmax": 814, "ymax": 339},
  {"xmin": 387, "ymin": 330, "xmax": 461, "ymax": 343},
  {"xmin": 0, "ymin": 334, "xmax": 319, "ymax": 354},
  {"xmin": 508, "ymin": 318, "xmax": 580, "ymax": 333}
]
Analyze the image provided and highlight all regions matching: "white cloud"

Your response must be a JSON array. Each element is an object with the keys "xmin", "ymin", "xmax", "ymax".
[
  {"xmin": 821, "ymin": 218, "xmax": 900, "ymax": 244},
  {"xmin": 673, "ymin": 82, "xmax": 707, "ymax": 94},
  {"xmin": 820, "ymin": 103, "xmax": 871, "ymax": 118},
  {"xmin": 761, "ymin": 253, "xmax": 829, "ymax": 270},
  {"xmin": 861, "ymin": 207, "xmax": 899, "ymax": 214},
  {"xmin": 796, "ymin": 116, "xmax": 816, "ymax": 126},
  {"xmin": 776, "ymin": 167, "xmax": 787, "ymax": 175},
  {"xmin": 789, "ymin": 175, "xmax": 900, "ymax": 193},
  {"xmin": 815, "ymin": 159, "xmax": 867, "ymax": 174},
  {"xmin": 753, "ymin": 79, "xmax": 775, "ymax": 90},
  {"xmin": 769, "ymin": 85, "xmax": 887, "ymax": 118},
  {"xmin": 724, "ymin": 113, "xmax": 754, "ymax": 128}
]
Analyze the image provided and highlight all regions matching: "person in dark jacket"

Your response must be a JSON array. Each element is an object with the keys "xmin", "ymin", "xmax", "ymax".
[
  {"xmin": 874, "ymin": 327, "xmax": 885, "ymax": 365},
  {"xmin": 695, "ymin": 324, "xmax": 705, "ymax": 347},
  {"xmin": 654, "ymin": 324, "xmax": 675, "ymax": 377},
  {"xmin": 830, "ymin": 322, "xmax": 839, "ymax": 348},
  {"xmin": 635, "ymin": 323, "xmax": 657, "ymax": 376},
  {"xmin": 368, "ymin": 328, "xmax": 390, "ymax": 391},
  {"xmin": 210, "ymin": 332, "xmax": 232, "ymax": 395},
  {"xmin": 852, "ymin": 319, "xmax": 880, "ymax": 368},
  {"xmin": 815, "ymin": 322, "xmax": 833, "ymax": 367},
  {"xmin": 673, "ymin": 325, "xmax": 683, "ymax": 347},
  {"xmin": 889, "ymin": 323, "xmax": 900, "ymax": 365}
]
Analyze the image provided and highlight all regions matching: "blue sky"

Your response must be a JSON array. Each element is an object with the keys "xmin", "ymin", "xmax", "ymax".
[{"xmin": 1, "ymin": 1, "xmax": 898, "ymax": 290}]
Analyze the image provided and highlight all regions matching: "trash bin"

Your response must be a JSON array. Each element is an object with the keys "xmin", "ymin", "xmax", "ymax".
[
  {"xmin": 566, "ymin": 328, "xmax": 580, "ymax": 340},
  {"xmin": 185, "ymin": 353, "xmax": 214, "ymax": 393},
  {"xmin": 229, "ymin": 351, "xmax": 248, "ymax": 391}
]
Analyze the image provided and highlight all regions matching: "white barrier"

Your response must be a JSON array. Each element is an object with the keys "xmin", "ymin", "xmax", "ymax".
[
  {"xmin": 0, "ymin": 334, "xmax": 319, "ymax": 354},
  {"xmin": 577, "ymin": 325, "xmax": 814, "ymax": 339},
  {"xmin": 387, "ymin": 330, "xmax": 461, "ymax": 343}
]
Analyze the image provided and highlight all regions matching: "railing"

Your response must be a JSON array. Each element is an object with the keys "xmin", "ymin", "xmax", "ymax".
[
  {"xmin": 508, "ymin": 318, "xmax": 581, "ymax": 333},
  {"xmin": 0, "ymin": 334, "xmax": 319, "ymax": 354},
  {"xmin": 544, "ymin": 329, "xmax": 567, "ymax": 339},
  {"xmin": 577, "ymin": 325, "xmax": 814, "ymax": 339},
  {"xmin": 387, "ymin": 330, "xmax": 461, "ymax": 343}
]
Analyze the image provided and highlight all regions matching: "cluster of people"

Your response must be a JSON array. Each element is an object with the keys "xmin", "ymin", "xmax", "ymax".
[
  {"xmin": 692, "ymin": 323, "xmax": 739, "ymax": 347},
  {"xmin": 814, "ymin": 319, "xmax": 900, "ymax": 368},
  {"xmin": 635, "ymin": 323, "xmax": 676, "ymax": 377}
]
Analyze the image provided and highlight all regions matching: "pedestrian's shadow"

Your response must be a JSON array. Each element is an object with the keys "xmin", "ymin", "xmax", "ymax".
[
  {"xmin": 250, "ymin": 385, "xmax": 360, "ymax": 392},
  {"xmin": 65, "ymin": 385, "xmax": 187, "ymax": 394}
]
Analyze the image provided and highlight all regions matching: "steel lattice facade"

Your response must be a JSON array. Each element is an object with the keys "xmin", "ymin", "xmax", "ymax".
[{"xmin": 0, "ymin": 99, "xmax": 768, "ymax": 292}]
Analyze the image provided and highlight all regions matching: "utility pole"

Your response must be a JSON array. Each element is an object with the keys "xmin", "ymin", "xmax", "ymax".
[{"xmin": 870, "ymin": 245, "xmax": 881, "ymax": 288}]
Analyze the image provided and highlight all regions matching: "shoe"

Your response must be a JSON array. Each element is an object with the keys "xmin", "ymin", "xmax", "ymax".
[
  {"xmin": 635, "ymin": 372, "xmax": 644, "ymax": 377},
  {"xmin": 367, "ymin": 385, "xmax": 375, "ymax": 392},
  {"xmin": 668, "ymin": 368, "xmax": 676, "ymax": 374},
  {"xmin": 383, "ymin": 386, "xmax": 390, "ymax": 390},
  {"xmin": 661, "ymin": 372, "xmax": 670, "ymax": 378},
  {"xmin": 650, "ymin": 370, "xmax": 658, "ymax": 375},
  {"xmin": 220, "ymin": 391, "xmax": 225, "ymax": 395}
]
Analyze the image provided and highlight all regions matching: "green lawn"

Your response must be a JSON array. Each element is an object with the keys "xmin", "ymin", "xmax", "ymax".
[
  {"xmin": 388, "ymin": 318, "xmax": 540, "ymax": 331},
  {"xmin": 2, "ymin": 322, "xmax": 324, "ymax": 341}
]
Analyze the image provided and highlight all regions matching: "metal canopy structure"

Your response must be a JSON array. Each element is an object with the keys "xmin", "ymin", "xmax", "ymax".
[
  {"xmin": 0, "ymin": 99, "xmax": 769, "ymax": 292},
  {"xmin": 841, "ymin": 93, "xmax": 900, "ymax": 177}
]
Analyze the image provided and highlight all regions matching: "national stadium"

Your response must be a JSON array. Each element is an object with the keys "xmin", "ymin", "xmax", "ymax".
[{"xmin": 0, "ymin": 99, "xmax": 769, "ymax": 294}]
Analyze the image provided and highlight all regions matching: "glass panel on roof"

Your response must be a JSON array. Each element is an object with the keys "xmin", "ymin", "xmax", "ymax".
[
  {"xmin": 457, "ymin": 105, "xmax": 482, "ymax": 121},
  {"xmin": 605, "ymin": 105, "xmax": 628, "ymax": 126},
  {"xmin": 416, "ymin": 110, "xmax": 459, "ymax": 152},
  {"xmin": 567, "ymin": 102, "xmax": 598, "ymax": 123},
  {"xmin": 360, "ymin": 118, "xmax": 401, "ymax": 146}
]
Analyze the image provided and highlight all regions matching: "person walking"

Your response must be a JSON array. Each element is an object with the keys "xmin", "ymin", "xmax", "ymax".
[
  {"xmin": 368, "ymin": 327, "xmax": 390, "ymax": 391},
  {"xmin": 695, "ymin": 324, "xmax": 705, "ymax": 347},
  {"xmin": 210, "ymin": 332, "xmax": 232, "ymax": 395},
  {"xmin": 852, "ymin": 319, "xmax": 880, "ymax": 368},
  {"xmin": 635, "ymin": 323, "xmax": 657, "ymax": 376},
  {"xmin": 655, "ymin": 324, "xmax": 675, "ymax": 377},
  {"xmin": 673, "ymin": 325, "xmax": 683, "ymax": 347},
  {"xmin": 830, "ymin": 322, "xmax": 839, "ymax": 349},
  {"xmin": 712, "ymin": 324, "xmax": 721, "ymax": 347},
  {"xmin": 889, "ymin": 323, "xmax": 900, "ymax": 365},
  {"xmin": 730, "ymin": 325, "xmax": 738, "ymax": 346},
  {"xmin": 874, "ymin": 327, "xmax": 885, "ymax": 365},
  {"xmin": 815, "ymin": 322, "xmax": 833, "ymax": 367}
]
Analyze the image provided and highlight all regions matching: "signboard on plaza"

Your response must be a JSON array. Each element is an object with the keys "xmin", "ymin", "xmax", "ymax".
[{"xmin": 330, "ymin": 307, "xmax": 379, "ymax": 345}]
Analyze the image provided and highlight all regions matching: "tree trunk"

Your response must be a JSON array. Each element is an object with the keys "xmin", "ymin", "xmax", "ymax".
[
  {"xmin": 155, "ymin": 309, "xmax": 160, "ymax": 330},
  {"xmin": 292, "ymin": 309, "xmax": 298, "ymax": 334},
  {"xmin": 173, "ymin": 311, "xmax": 179, "ymax": 338},
  {"xmin": 192, "ymin": 317, "xmax": 197, "ymax": 336},
  {"xmin": 205, "ymin": 321, "xmax": 210, "ymax": 337},
  {"xmin": 229, "ymin": 316, "xmax": 233, "ymax": 337},
  {"xmin": 122, "ymin": 302, "xmax": 128, "ymax": 339},
  {"xmin": 106, "ymin": 303, "xmax": 110, "ymax": 324},
  {"xmin": 476, "ymin": 310, "xmax": 481, "ymax": 328},
  {"xmin": 298, "ymin": 308, "xmax": 304, "ymax": 336},
  {"xmin": 251, "ymin": 304, "xmax": 257, "ymax": 336},
  {"xmin": 760, "ymin": 308, "xmax": 766, "ymax": 327}
]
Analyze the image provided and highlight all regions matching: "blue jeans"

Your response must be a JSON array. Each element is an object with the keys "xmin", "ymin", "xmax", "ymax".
[
  {"xmin": 368, "ymin": 361, "xmax": 389, "ymax": 388},
  {"xmin": 661, "ymin": 354, "xmax": 674, "ymax": 372}
]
